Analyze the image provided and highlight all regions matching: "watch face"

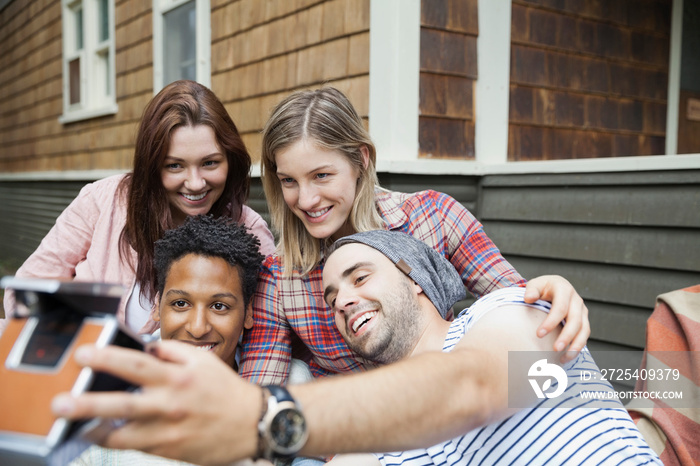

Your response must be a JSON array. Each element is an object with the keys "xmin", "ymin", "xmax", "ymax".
[{"xmin": 270, "ymin": 407, "xmax": 307, "ymax": 452}]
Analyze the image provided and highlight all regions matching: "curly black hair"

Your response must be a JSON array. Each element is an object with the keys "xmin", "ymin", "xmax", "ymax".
[{"xmin": 154, "ymin": 215, "xmax": 265, "ymax": 307}]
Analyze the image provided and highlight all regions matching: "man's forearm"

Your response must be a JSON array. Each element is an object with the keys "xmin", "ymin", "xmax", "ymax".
[{"xmin": 292, "ymin": 348, "xmax": 504, "ymax": 457}]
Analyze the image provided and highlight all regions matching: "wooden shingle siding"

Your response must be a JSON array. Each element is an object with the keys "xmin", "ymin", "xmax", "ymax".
[
  {"xmin": 0, "ymin": 0, "xmax": 152, "ymax": 173},
  {"xmin": 211, "ymin": 0, "xmax": 370, "ymax": 162},
  {"xmin": 509, "ymin": 0, "xmax": 672, "ymax": 160},
  {"xmin": 2, "ymin": 0, "xmax": 373, "ymax": 173},
  {"xmin": 478, "ymin": 169, "xmax": 700, "ymax": 388},
  {"xmin": 419, "ymin": 0, "xmax": 478, "ymax": 160}
]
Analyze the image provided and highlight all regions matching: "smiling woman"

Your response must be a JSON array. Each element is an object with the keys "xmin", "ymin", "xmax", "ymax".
[
  {"xmin": 161, "ymin": 125, "xmax": 230, "ymax": 226},
  {"xmin": 274, "ymin": 138, "xmax": 365, "ymax": 242},
  {"xmin": 1, "ymin": 81, "xmax": 275, "ymax": 337}
]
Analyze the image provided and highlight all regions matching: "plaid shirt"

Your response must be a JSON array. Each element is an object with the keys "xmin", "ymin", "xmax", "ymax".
[{"xmin": 240, "ymin": 188, "xmax": 526, "ymax": 384}]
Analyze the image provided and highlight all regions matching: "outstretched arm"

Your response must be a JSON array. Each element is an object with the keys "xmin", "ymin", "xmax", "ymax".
[{"xmin": 51, "ymin": 305, "xmax": 561, "ymax": 464}]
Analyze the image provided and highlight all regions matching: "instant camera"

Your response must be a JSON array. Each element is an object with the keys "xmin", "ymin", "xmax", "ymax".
[{"xmin": 0, "ymin": 277, "xmax": 146, "ymax": 465}]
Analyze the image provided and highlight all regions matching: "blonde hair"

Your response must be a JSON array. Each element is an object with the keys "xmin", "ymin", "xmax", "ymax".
[{"xmin": 261, "ymin": 87, "xmax": 384, "ymax": 275}]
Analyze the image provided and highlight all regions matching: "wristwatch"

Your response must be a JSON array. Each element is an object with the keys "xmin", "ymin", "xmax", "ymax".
[{"xmin": 257, "ymin": 385, "xmax": 308, "ymax": 463}]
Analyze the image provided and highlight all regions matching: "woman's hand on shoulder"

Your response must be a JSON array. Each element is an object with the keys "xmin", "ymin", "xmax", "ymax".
[{"xmin": 523, "ymin": 275, "xmax": 589, "ymax": 363}]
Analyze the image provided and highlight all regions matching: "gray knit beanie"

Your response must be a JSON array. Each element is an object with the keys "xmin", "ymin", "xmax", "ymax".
[{"xmin": 331, "ymin": 230, "xmax": 466, "ymax": 318}]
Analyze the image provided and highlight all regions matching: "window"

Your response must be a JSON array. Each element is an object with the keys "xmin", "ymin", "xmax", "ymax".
[
  {"xmin": 60, "ymin": 0, "xmax": 117, "ymax": 123},
  {"xmin": 153, "ymin": 0, "xmax": 211, "ymax": 92}
]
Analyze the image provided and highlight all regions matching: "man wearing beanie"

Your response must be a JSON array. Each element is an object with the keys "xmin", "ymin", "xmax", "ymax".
[{"xmin": 322, "ymin": 230, "xmax": 660, "ymax": 465}]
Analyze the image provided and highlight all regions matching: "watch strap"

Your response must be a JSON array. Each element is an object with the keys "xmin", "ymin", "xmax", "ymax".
[
  {"xmin": 266, "ymin": 385, "xmax": 294, "ymax": 403},
  {"xmin": 255, "ymin": 387, "xmax": 269, "ymax": 460}
]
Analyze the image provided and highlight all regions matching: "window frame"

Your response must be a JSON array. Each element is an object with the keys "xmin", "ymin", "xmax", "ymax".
[
  {"xmin": 59, "ymin": 0, "xmax": 118, "ymax": 124},
  {"xmin": 152, "ymin": 0, "xmax": 211, "ymax": 93}
]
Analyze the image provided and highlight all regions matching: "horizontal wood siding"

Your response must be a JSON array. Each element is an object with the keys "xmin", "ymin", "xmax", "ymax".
[
  {"xmin": 478, "ymin": 169, "xmax": 700, "ymax": 389},
  {"xmin": 0, "ymin": 181, "xmax": 88, "ymax": 260},
  {"xmin": 378, "ymin": 173, "xmax": 480, "ymax": 214}
]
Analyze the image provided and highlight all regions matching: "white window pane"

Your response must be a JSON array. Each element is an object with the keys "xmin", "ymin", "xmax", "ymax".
[
  {"xmin": 98, "ymin": 0, "xmax": 109, "ymax": 42},
  {"xmin": 75, "ymin": 7, "xmax": 83, "ymax": 50},
  {"xmin": 96, "ymin": 49, "xmax": 110, "ymax": 97},
  {"xmin": 163, "ymin": 1, "xmax": 196, "ymax": 85}
]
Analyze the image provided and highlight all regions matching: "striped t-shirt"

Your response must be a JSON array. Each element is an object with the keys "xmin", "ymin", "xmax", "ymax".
[{"xmin": 376, "ymin": 287, "xmax": 661, "ymax": 465}]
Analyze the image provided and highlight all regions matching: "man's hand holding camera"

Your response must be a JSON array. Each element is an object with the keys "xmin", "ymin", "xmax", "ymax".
[{"xmin": 52, "ymin": 341, "xmax": 260, "ymax": 466}]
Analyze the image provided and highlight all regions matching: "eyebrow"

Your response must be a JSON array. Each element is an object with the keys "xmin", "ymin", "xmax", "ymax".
[
  {"xmin": 323, "ymin": 261, "xmax": 373, "ymax": 303},
  {"xmin": 212, "ymin": 292, "xmax": 239, "ymax": 302},
  {"xmin": 164, "ymin": 153, "xmax": 222, "ymax": 162},
  {"xmin": 164, "ymin": 289, "xmax": 190, "ymax": 298},
  {"xmin": 164, "ymin": 289, "xmax": 239, "ymax": 302},
  {"xmin": 277, "ymin": 163, "xmax": 335, "ymax": 178}
]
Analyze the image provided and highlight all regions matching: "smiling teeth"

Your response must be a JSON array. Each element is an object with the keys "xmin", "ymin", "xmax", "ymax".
[
  {"xmin": 183, "ymin": 192, "xmax": 207, "ymax": 201},
  {"xmin": 306, "ymin": 207, "xmax": 330, "ymax": 218},
  {"xmin": 195, "ymin": 344, "xmax": 214, "ymax": 351},
  {"xmin": 352, "ymin": 311, "xmax": 377, "ymax": 333}
]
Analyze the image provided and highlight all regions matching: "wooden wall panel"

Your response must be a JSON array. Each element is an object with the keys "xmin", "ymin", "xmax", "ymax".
[
  {"xmin": 377, "ymin": 173, "xmax": 480, "ymax": 214},
  {"xmin": 419, "ymin": 0, "xmax": 478, "ymax": 160},
  {"xmin": 210, "ymin": 0, "xmax": 370, "ymax": 163},
  {"xmin": 504, "ymin": 256, "xmax": 699, "ymax": 310},
  {"xmin": 479, "ymin": 183, "xmax": 700, "ymax": 228},
  {"xmin": 509, "ymin": 0, "xmax": 672, "ymax": 161},
  {"xmin": 0, "ymin": 181, "xmax": 88, "ymax": 260},
  {"xmin": 484, "ymin": 222, "xmax": 700, "ymax": 272},
  {"xmin": 0, "ymin": 0, "xmax": 155, "ymax": 173}
]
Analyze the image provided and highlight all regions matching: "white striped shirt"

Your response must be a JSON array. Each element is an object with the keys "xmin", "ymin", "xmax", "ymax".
[{"xmin": 376, "ymin": 287, "xmax": 661, "ymax": 465}]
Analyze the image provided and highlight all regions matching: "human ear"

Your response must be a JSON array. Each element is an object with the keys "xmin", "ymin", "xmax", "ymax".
[
  {"xmin": 359, "ymin": 145, "xmax": 370, "ymax": 170},
  {"xmin": 244, "ymin": 301, "xmax": 254, "ymax": 329}
]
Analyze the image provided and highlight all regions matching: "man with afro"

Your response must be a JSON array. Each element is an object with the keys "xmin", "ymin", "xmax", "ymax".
[
  {"xmin": 68, "ymin": 215, "xmax": 267, "ymax": 465},
  {"xmin": 152, "ymin": 214, "xmax": 265, "ymax": 370}
]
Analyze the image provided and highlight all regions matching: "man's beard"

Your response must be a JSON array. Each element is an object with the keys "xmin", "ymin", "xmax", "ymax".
[{"xmin": 347, "ymin": 278, "xmax": 424, "ymax": 365}]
